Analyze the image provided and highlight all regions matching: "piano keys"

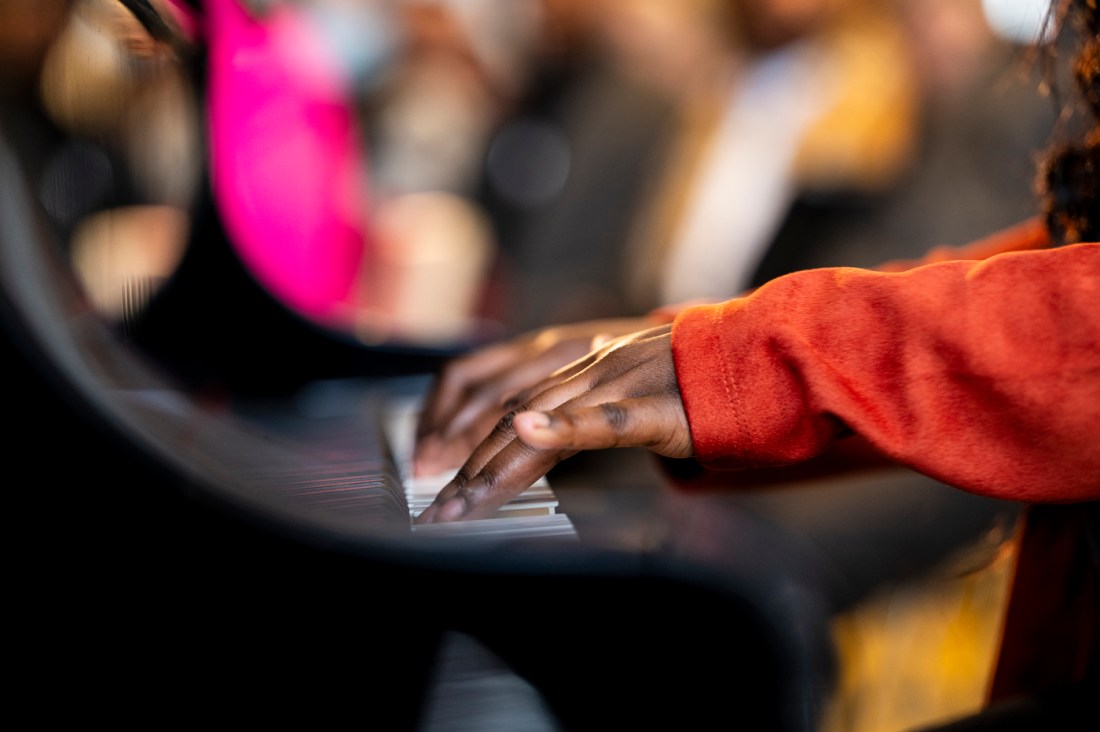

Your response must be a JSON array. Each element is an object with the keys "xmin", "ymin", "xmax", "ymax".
[{"xmin": 383, "ymin": 390, "xmax": 579, "ymax": 541}]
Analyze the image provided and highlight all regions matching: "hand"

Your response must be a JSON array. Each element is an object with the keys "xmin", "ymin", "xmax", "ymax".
[
  {"xmin": 414, "ymin": 324, "xmax": 692, "ymax": 523},
  {"xmin": 412, "ymin": 317, "xmax": 652, "ymax": 476}
]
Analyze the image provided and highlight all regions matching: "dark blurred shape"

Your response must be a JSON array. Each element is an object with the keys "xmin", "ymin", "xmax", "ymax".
[
  {"xmin": 128, "ymin": 177, "xmax": 445, "ymax": 396},
  {"xmin": 754, "ymin": 0, "xmax": 1058, "ymax": 281},
  {"xmin": 2, "ymin": 109, "xmax": 830, "ymax": 727},
  {"xmin": 1, "ymin": 6, "xmax": 838, "ymax": 731},
  {"xmin": 0, "ymin": 0, "xmax": 72, "ymax": 93},
  {"xmin": 474, "ymin": 0, "xmax": 680, "ymax": 332}
]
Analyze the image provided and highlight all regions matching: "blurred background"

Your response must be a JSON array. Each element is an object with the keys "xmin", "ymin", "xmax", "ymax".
[
  {"xmin": 0, "ymin": 1, "xmax": 1064, "ymax": 730},
  {"xmin": 4, "ymin": 0, "xmax": 1057, "ymax": 349}
]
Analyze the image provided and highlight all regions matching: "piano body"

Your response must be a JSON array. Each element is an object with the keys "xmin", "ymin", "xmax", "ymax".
[{"xmin": 1, "ymin": 2, "xmax": 832, "ymax": 730}]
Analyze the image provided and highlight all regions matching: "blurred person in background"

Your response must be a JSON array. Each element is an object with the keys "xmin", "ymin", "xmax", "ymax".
[
  {"xmin": 468, "ymin": 0, "xmax": 1054, "ymax": 332},
  {"xmin": 471, "ymin": 0, "xmax": 686, "ymax": 332},
  {"xmin": 753, "ymin": 0, "xmax": 1059, "ymax": 281},
  {"xmin": 471, "ymin": 0, "xmax": 920, "ymax": 332},
  {"xmin": 622, "ymin": 0, "xmax": 922, "ymax": 313},
  {"xmin": 363, "ymin": 0, "xmax": 525, "ymax": 201},
  {"xmin": 358, "ymin": 0, "xmax": 563, "ymax": 345}
]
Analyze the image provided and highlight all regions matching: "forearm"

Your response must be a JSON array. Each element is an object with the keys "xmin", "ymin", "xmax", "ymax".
[{"xmin": 672, "ymin": 242, "xmax": 1100, "ymax": 502}]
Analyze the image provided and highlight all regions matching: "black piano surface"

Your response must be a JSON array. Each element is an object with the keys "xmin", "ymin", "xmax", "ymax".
[{"xmin": 1, "ymin": 76, "xmax": 828, "ymax": 732}]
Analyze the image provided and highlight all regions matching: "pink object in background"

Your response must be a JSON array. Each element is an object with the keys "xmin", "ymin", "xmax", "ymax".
[{"xmin": 204, "ymin": 0, "xmax": 369, "ymax": 328}]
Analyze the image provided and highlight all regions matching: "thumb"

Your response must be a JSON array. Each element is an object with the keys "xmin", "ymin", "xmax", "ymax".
[{"xmin": 512, "ymin": 400, "xmax": 692, "ymax": 458}]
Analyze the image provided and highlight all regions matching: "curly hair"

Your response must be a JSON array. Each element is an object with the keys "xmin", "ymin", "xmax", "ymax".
[{"xmin": 1040, "ymin": 0, "xmax": 1100, "ymax": 244}]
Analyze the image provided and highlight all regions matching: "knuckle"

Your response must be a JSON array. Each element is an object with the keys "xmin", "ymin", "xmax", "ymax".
[
  {"xmin": 497, "ymin": 403, "xmax": 531, "ymax": 434},
  {"xmin": 600, "ymin": 402, "xmax": 630, "ymax": 434},
  {"xmin": 477, "ymin": 467, "xmax": 501, "ymax": 494},
  {"xmin": 451, "ymin": 468, "xmax": 474, "ymax": 489}
]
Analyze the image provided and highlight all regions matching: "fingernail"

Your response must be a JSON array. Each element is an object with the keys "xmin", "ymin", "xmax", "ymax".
[{"xmin": 521, "ymin": 411, "xmax": 551, "ymax": 429}]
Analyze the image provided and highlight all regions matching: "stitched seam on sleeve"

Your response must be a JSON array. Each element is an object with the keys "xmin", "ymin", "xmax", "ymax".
[{"xmin": 712, "ymin": 306, "xmax": 750, "ymax": 455}]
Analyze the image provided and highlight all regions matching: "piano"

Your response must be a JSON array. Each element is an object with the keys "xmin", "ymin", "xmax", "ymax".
[{"xmin": 0, "ymin": 3, "xmax": 831, "ymax": 730}]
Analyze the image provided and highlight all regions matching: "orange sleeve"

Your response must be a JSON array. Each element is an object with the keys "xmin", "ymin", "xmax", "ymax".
[{"xmin": 671, "ymin": 240, "xmax": 1100, "ymax": 503}]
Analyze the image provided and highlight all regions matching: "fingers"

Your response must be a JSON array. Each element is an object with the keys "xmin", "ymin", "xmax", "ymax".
[
  {"xmin": 410, "ymin": 429, "xmax": 489, "ymax": 480},
  {"xmin": 460, "ymin": 359, "xmax": 600, "ymax": 477},
  {"xmin": 412, "ymin": 339, "xmax": 597, "ymax": 476},
  {"xmin": 416, "ymin": 395, "xmax": 684, "ymax": 525},
  {"xmin": 414, "ymin": 381, "xmax": 507, "ymax": 473},
  {"xmin": 415, "ymin": 341, "xmax": 522, "ymax": 439},
  {"xmin": 513, "ymin": 396, "xmax": 692, "ymax": 457},
  {"xmin": 418, "ymin": 393, "xmax": 693, "ymax": 521},
  {"xmin": 414, "ymin": 324, "xmax": 682, "ymax": 523},
  {"xmin": 442, "ymin": 348, "xmax": 579, "ymax": 437},
  {"xmin": 412, "ymin": 343, "xmax": 527, "ymax": 476},
  {"xmin": 414, "ymin": 319, "xmax": 646, "ymax": 451},
  {"xmin": 415, "ymin": 369, "xmax": 600, "ymax": 523},
  {"xmin": 415, "ymin": 439, "xmax": 574, "ymax": 523}
]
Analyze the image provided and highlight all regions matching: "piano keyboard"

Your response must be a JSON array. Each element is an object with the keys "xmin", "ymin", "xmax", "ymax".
[{"xmin": 383, "ymin": 395, "xmax": 578, "ymax": 541}]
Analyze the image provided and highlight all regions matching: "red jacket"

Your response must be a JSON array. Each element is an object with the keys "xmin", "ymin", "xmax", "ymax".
[
  {"xmin": 669, "ymin": 217, "xmax": 1099, "ymax": 704},
  {"xmin": 671, "ymin": 219, "xmax": 1100, "ymax": 503}
]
